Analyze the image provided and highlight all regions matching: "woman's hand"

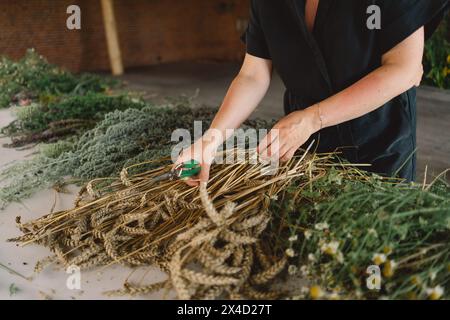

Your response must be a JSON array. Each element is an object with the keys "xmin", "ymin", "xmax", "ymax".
[
  {"xmin": 175, "ymin": 136, "xmax": 219, "ymax": 187},
  {"xmin": 258, "ymin": 106, "xmax": 321, "ymax": 163}
]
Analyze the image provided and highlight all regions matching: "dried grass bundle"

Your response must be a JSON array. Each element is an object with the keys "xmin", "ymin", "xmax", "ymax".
[{"xmin": 11, "ymin": 149, "xmax": 332, "ymax": 299}]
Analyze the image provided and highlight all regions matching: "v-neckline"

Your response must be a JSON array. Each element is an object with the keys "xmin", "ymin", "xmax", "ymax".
[
  {"xmin": 305, "ymin": 0, "xmax": 320, "ymax": 34},
  {"xmin": 303, "ymin": 0, "xmax": 329, "ymax": 37},
  {"xmin": 287, "ymin": 0, "xmax": 335, "ymax": 93}
]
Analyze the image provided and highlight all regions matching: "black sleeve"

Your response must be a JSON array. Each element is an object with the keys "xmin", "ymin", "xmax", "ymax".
[
  {"xmin": 377, "ymin": 0, "xmax": 449, "ymax": 54},
  {"xmin": 241, "ymin": 0, "xmax": 271, "ymax": 60}
]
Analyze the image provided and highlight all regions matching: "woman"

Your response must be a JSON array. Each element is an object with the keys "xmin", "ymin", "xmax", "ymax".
[{"xmin": 177, "ymin": 0, "xmax": 449, "ymax": 184}]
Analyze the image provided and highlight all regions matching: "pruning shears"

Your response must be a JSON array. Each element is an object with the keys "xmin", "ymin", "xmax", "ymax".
[{"xmin": 152, "ymin": 160, "xmax": 201, "ymax": 183}]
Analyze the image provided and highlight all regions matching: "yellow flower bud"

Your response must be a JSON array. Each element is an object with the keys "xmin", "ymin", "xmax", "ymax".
[
  {"xmin": 382, "ymin": 260, "xmax": 396, "ymax": 278},
  {"xmin": 310, "ymin": 286, "xmax": 324, "ymax": 299},
  {"xmin": 410, "ymin": 276, "xmax": 421, "ymax": 285},
  {"xmin": 372, "ymin": 253, "xmax": 387, "ymax": 266},
  {"xmin": 383, "ymin": 246, "xmax": 393, "ymax": 255}
]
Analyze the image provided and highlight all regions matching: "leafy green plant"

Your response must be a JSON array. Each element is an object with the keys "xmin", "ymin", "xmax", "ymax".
[
  {"xmin": 0, "ymin": 49, "xmax": 119, "ymax": 108},
  {"xmin": 1, "ymin": 93, "xmax": 147, "ymax": 147},
  {"xmin": 268, "ymin": 165, "xmax": 450, "ymax": 300}
]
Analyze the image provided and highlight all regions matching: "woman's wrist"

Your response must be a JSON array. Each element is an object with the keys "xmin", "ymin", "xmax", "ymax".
[{"xmin": 302, "ymin": 104, "xmax": 323, "ymax": 134}]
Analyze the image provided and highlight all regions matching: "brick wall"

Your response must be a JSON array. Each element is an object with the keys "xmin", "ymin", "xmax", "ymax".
[{"xmin": 0, "ymin": 0, "xmax": 250, "ymax": 73}]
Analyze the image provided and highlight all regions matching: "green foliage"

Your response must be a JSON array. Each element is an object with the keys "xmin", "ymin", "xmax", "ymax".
[
  {"xmin": 0, "ymin": 49, "xmax": 119, "ymax": 108},
  {"xmin": 16, "ymin": 94, "xmax": 146, "ymax": 132},
  {"xmin": 423, "ymin": 13, "xmax": 450, "ymax": 89},
  {"xmin": 269, "ymin": 166, "xmax": 450, "ymax": 300},
  {"xmin": 1, "ymin": 93, "xmax": 147, "ymax": 147}
]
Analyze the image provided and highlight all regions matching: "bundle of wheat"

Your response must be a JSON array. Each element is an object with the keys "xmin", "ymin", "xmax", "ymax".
[{"xmin": 11, "ymin": 149, "xmax": 331, "ymax": 299}]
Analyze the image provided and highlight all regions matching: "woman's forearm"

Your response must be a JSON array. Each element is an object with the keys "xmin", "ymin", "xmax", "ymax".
[
  {"xmin": 203, "ymin": 55, "xmax": 272, "ymax": 147},
  {"xmin": 316, "ymin": 63, "xmax": 421, "ymax": 129},
  {"xmin": 312, "ymin": 27, "xmax": 424, "ymax": 130}
]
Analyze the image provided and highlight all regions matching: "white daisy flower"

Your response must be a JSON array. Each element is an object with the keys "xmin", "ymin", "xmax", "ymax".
[
  {"xmin": 285, "ymin": 248, "xmax": 295, "ymax": 258},
  {"xmin": 300, "ymin": 265, "xmax": 309, "ymax": 277},
  {"xmin": 315, "ymin": 222, "xmax": 329, "ymax": 231},
  {"xmin": 426, "ymin": 286, "xmax": 444, "ymax": 300},
  {"xmin": 288, "ymin": 265, "xmax": 298, "ymax": 275},
  {"xmin": 321, "ymin": 241, "xmax": 339, "ymax": 255},
  {"xmin": 372, "ymin": 253, "xmax": 387, "ymax": 265},
  {"xmin": 304, "ymin": 230, "xmax": 312, "ymax": 240},
  {"xmin": 368, "ymin": 228, "xmax": 378, "ymax": 237}
]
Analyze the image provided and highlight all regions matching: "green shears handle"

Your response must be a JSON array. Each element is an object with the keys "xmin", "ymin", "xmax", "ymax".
[
  {"xmin": 174, "ymin": 160, "xmax": 201, "ymax": 180},
  {"xmin": 151, "ymin": 160, "xmax": 201, "ymax": 183}
]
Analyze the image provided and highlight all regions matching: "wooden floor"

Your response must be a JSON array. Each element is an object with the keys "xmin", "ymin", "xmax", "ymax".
[{"xmin": 121, "ymin": 61, "xmax": 450, "ymax": 181}]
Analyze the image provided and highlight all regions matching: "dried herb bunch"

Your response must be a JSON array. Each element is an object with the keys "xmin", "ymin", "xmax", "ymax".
[
  {"xmin": 1, "ymin": 94, "xmax": 147, "ymax": 147},
  {"xmin": 269, "ymin": 165, "xmax": 450, "ymax": 300},
  {"xmin": 0, "ymin": 49, "xmax": 119, "ymax": 109},
  {"xmin": 11, "ymin": 149, "xmax": 323, "ymax": 299}
]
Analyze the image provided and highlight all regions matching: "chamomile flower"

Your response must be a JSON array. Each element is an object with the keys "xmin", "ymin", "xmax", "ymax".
[
  {"xmin": 382, "ymin": 260, "xmax": 397, "ymax": 278},
  {"xmin": 288, "ymin": 265, "xmax": 298, "ymax": 275},
  {"xmin": 335, "ymin": 251, "xmax": 344, "ymax": 264},
  {"xmin": 429, "ymin": 271, "xmax": 437, "ymax": 281},
  {"xmin": 383, "ymin": 246, "xmax": 393, "ymax": 255},
  {"xmin": 285, "ymin": 248, "xmax": 295, "ymax": 258},
  {"xmin": 321, "ymin": 241, "xmax": 339, "ymax": 256},
  {"xmin": 300, "ymin": 265, "xmax": 309, "ymax": 277},
  {"xmin": 308, "ymin": 253, "xmax": 316, "ymax": 262},
  {"xmin": 372, "ymin": 253, "xmax": 387, "ymax": 266},
  {"xmin": 368, "ymin": 228, "xmax": 378, "ymax": 237},
  {"xmin": 328, "ymin": 292, "xmax": 340, "ymax": 300},
  {"xmin": 410, "ymin": 275, "xmax": 421, "ymax": 285},
  {"xmin": 315, "ymin": 222, "xmax": 329, "ymax": 231},
  {"xmin": 288, "ymin": 235, "xmax": 298, "ymax": 242},
  {"xmin": 300, "ymin": 286, "xmax": 310, "ymax": 295},
  {"xmin": 426, "ymin": 286, "xmax": 444, "ymax": 300},
  {"xmin": 304, "ymin": 230, "xmax": 312, "ymax": 240}
]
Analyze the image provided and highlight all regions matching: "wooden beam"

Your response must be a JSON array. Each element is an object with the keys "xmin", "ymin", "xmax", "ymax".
[{"xmin": 100, "ymin": 0, "xmax": 124, "ymax": 75}]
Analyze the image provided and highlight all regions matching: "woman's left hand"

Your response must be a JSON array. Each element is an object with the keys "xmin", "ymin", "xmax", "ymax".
[{"xmin": 258, "ymin": 106, "xmax": 321, "ymax": 163}]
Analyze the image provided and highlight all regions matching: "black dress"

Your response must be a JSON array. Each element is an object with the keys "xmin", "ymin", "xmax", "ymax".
[{"xmin": 242, "ymin": 0, "xmax": 449, "ymax": 181}]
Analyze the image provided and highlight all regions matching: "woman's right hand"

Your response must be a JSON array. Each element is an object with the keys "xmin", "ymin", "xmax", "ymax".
[{"xmin": 174, "ymin": 137, "xmax": 218, "ymax": 187}]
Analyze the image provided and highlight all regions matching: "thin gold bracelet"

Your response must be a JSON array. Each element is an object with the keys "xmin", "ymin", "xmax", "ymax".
[{"xmin": 317, "ymin": 103, "xmax": 324, "ymax": 130}]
